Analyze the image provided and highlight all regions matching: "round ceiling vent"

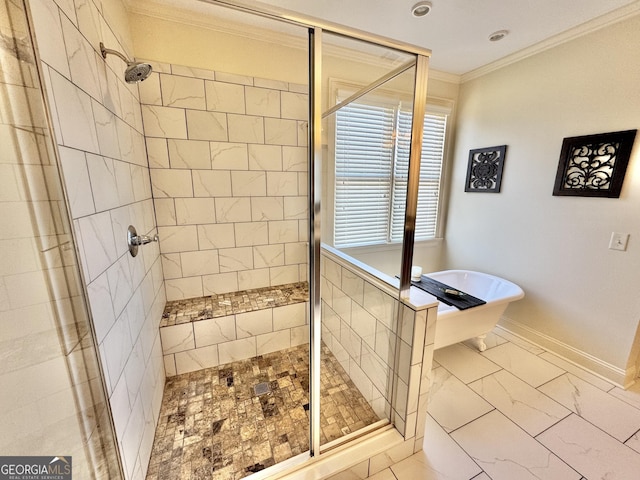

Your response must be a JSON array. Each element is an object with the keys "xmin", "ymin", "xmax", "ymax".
[
  {"xmin": 411, "ymin": 1, "xmax": 432, "ymax": 17},
  {"xmin": 488, "ymin": 30, "xmax": 509, "ymax": 42}
]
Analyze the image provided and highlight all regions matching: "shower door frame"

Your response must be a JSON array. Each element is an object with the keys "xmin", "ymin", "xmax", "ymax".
[
  {"xmin": 202, "ymin": 0, "xmax": 431, "ymax": 461},
  {"xmin": 311, "ymin": 33, "xmax": 431, "ymax": 458}
]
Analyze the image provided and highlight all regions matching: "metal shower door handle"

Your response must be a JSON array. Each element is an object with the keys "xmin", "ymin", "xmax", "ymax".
[{"xmin": 127, "ymin": 225, "xmax": 159, "ymax": 257}]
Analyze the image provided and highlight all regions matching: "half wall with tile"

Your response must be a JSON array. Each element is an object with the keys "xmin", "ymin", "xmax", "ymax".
[{"xmin": 320, "ymin": 246, "xmax": 437, "ymax": 450}]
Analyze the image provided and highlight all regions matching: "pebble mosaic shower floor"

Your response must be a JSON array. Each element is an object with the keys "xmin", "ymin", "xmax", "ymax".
[{"xmin": 145, "ymin": 342, "xmax": 379, "ymax": 480}]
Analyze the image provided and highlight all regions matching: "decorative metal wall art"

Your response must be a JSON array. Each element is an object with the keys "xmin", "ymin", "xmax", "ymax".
[
  {"xmin": 465, "ymin": 145, "xmax": 507, "ymax": 193},
  {"xmin": 552, "ymin": 129, "xmax": 637, "ymax": 198}
]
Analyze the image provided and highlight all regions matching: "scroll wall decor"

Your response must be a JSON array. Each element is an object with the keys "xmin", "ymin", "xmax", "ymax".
[
  {"xmin": 465, "ymin": 145, "xmax": 507, "ymax": 193},
  {"xmin": 552, "ymin": 129, "xmax": 637, "ymax": 198}
]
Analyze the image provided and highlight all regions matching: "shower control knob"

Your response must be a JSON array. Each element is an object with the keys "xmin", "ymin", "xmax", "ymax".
[
  {"xmin": 127, "ymin": 225, "xmax": 159, "ymax": 257},
  {"xmin": 131, "ymin": 233, "xmax": 159, "ymax": 246}
]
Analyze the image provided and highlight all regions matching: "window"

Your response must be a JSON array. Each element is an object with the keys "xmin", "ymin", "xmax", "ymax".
[{"xmin": 334, "ymin": 97, "xmax": 448, "ymax": 248}]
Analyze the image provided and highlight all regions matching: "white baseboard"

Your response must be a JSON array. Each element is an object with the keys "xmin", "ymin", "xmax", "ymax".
[{"xmin": 498, "ymin": 316, "xmax": 635, "ymax": 389}]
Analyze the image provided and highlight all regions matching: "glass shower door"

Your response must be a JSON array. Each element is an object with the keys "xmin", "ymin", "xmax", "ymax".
[{"xmin": 314, "ymin": 30, "xmax": 422, "ymax": 450}]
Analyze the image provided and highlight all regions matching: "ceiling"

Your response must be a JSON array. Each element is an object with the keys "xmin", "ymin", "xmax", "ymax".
[
  {"xmin": 252, "ymin": 0, "xmax": 640, "ymax": 76},
  {"xmin": 134, "ymin": 0, "xmax": 640, "ymax": 77}
]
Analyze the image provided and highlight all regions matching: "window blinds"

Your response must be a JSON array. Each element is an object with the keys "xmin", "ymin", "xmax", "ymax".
[
  {"xmin": 334, "ymin": 100, "xmax": 447, "ymax": 248},
  {"xmin": 334, "ymin": 102, "xmax": 395, "ymax": 247},
  {"xmin": 390, "ymin": 110, "xmax": 447, "ymax": 242}
]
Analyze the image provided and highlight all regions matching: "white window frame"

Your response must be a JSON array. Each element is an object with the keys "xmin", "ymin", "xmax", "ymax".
[{"xmin": 327, "ymin": 81, "xmax": 452, "ymax": 250}]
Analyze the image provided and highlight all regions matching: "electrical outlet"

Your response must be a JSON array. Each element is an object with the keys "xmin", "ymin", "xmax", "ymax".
[{"xmin": 609, "ymin": 232, "xmax": 629, "ymax": 251}]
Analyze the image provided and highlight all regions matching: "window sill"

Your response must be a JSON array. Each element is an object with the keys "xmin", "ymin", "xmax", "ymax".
[{"xmin": 339, "ymin": 238, "xmax": 443, "ymax": 256}]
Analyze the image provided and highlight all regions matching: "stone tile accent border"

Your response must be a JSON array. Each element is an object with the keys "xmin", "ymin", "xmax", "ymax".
[{"xmin": 161, "ymin": 281, "xmax": 308, "ymax": 326}]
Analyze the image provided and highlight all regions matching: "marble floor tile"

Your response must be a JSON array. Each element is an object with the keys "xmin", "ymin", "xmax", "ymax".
[
  {"xmin": 538, "ymin": 351, "xmax": 616, "ymax": 392},
  {"xmin": 537, "ymin": 413, "xmax": 640, "ymax": 480},
  {"xmin": 450, "ymin": 410, "xmax": 581, "ymax": 480},
  {"xmin": 462, "ymin": 330, "xmax": 507, "ymax": 352},
  {"xmin": 367, "ymin": 468, "xmax": 396, "ymax": 480},
  {"xmin": 492, "ymin": 328, "xmax": 546, "ymax": 355},
  {"xmin": 391, "ymin": 450, "xmax": 482, "ymax": 480},
  {"xmin": 538, "ymin": 373, "xmax": 640, "ymax": 442},
  {"xmin": 625, "ymin": 431, "xmax": 640, "ymax": 454},
  {"xmin": 335, "ymin": 329, "xmax": 640, "ymax": 480},
  {"xmin": 482, "ymin": 342, "xmax": 564, "ymax": 387},
  {"xmin": 468, "ymin": 369, "xmax": 571, "ymax": 436},
  {"xmin": 415, "ymin": 414, "xmax": 482, "ymax": 479},
  {"xmin": 428, "ymin": 366, "xmax": 493, "ymax": 433},
  {"xmin": 609, "ymin": 379, "xmax": 640, "ymax": 409},
  {"xmin": 433, "ymin": 344, "xmax": 501, "ymax": 384}
]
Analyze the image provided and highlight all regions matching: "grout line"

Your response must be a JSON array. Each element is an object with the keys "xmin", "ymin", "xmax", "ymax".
[
  {"xmin": 464, "ymin": 367, "xmax": 505, "ymax": 386},
  {"xmin": 528, "ymin": 417, "xmax": 584, "ymax": 479},
  {"xmin": 469, "ymin": 472, "xmax": 486, "ymax": 479},
  {"xmin": 534, "ymin": 407, "xmax": 640, "ymax": 461},
  {"xmin": 432, "ymin": 351, "xmax": 505, "ymax": 387},
  {"xmin": 535, "ymin": 371, "xmax": 568, "ymax": 390},
  {"xmin": 531, "ymin": 411, "xmax": 573, "ymax": 439},
  {"xmin": 425, "ymin": 412, "xmax": 486, "ymax": 479},
  {"xmin": 390, "ymin": 467, "xmax": 400, "ymax": 479},
  {"xmin": 428, "ymin": 336, "xmax": 640, "ymax": 480},
  {"xmin": 621, "ymin": 426, "xmax": 640, "ymax": 446},
  {"xmin": 440, "ymin": 408, "xmax": 497, "ymax": 436}
]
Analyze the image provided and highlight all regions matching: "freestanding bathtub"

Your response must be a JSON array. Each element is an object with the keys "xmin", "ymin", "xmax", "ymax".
[{"xmin": 426, "ymin": 270, "xmax": 524, "ymax": 351}]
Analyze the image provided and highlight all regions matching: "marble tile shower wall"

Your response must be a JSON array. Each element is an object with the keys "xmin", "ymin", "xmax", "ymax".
[
  {"xmin": 27, "ymin": 0, "xmax": 165, "ymax": 479},
  {"xmin": 0, "ymin": 0, "xmax": 119, "ymax": 476},
  {"xmin": 139, "ymin": 62, "xmax": 309, "ymax": 301}
]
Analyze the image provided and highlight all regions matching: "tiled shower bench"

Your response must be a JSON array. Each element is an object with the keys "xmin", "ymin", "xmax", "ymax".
[{"xmin": 160, "ymin": 282, "xmax": 309, "ymax": 376}]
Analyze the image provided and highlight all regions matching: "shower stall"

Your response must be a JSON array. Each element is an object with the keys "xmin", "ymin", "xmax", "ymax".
[{"xmin": 1, "ymin": 0, "xmax": 439, "ymax": 478}]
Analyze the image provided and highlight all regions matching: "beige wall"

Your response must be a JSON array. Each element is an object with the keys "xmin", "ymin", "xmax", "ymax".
[
  {"xmin": 129, "ymin": 12, "xmax": 459, "ymax": 108},
  {"xmin": 130, "ymin": 13, "xmax": 309, "ymax": 85},
  {"xmin": 447, "ymin": 14, "xmax": 640, "ymax": 383}
]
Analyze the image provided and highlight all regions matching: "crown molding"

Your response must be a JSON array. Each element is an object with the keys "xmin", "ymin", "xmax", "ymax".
[
  {"xmin": 125, "ymin": 0, "xmax": 303, "ymax": 47},
  {"xmin": 428, "ymin": 69, "xmax": 461, "ymax": 84},
  {"xmin": 127, "ymin": 0, "xmax": 639, "ymax": 85},
  {"xmin": 461, "ymin": 1, "xmax": 640, "ymax": 83},
  {"xmin": 126, "ymin": 0, "xmax": 428, "ymax": 71}
]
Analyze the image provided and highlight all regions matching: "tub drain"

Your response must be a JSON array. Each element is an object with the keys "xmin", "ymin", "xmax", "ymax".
[{"xmin": 253, "ymin": 382, "xmax": 271, "ymax": 396}]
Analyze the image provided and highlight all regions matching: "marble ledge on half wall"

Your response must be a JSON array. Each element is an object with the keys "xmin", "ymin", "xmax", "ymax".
[{"xmin": 321, "ymin": 244, "xmax": 438, "ymax": 312}]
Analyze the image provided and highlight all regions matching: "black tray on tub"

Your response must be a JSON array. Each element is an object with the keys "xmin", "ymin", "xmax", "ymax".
[{"xmin": 411, "ymin": 276, "xmax": 486, "ymax": 310}]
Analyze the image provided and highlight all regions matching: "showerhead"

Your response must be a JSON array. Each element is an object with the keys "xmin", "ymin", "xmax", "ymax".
[
  {"xmin": 124, "ymin": 62, "xmax": 153, "ymax": 83},
  {"xmin": 99, "ymin": 42, "xmax": 153, "ymax": 83}
]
